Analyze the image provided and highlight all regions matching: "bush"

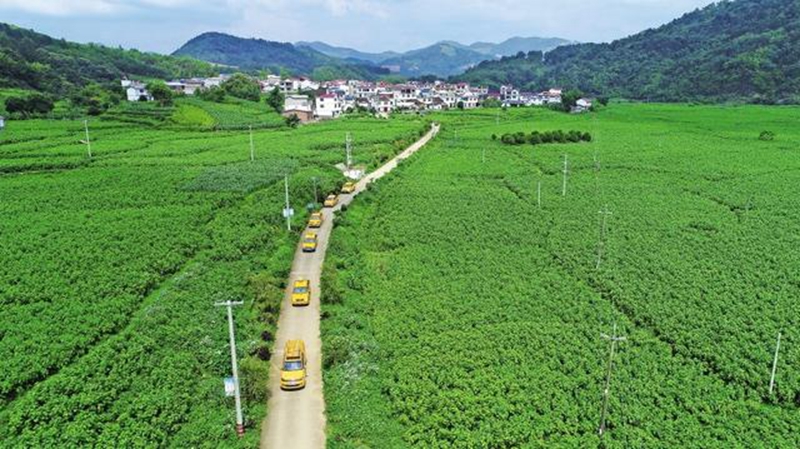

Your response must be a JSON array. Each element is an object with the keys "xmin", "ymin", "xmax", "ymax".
[
  {"xmin": 222, "ymin": 73, "xmax": 261, "ymax": 102},
  {"xmin": 197, "ymin": 85, "xmax": 226, "ymax": 103},
  {"xmin": 759, "ymin": 131, "xmax": 775, "ymax": 141},
  {"xmin": 70, "ymin": 83, "xmax": 120, "ymax": 115},
  {"xmin": 285, "ymin": 113, "xmax": 301, "ymax": 128},
  {"xmin": 497, "ymin": 130, "xmax": 592, "ymax": 147},
  {"xmin": 146, "ymin": 81, "xmax": 173, "ymax": 106},
  {"xmin": 5, "ymin": 93, "xmax": 54, "ymax": 117},
  {"xmin": 239, "ymin": 357, "xmax": 270, "ymax": 402}
]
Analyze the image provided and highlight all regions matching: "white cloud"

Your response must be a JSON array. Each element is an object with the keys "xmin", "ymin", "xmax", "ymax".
[{"xmin": 0, "ymin": 0, "xmax": 123, "ymax": 15}]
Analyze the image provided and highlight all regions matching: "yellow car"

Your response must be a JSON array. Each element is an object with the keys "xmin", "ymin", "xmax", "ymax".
[
  {"xmin": 341, "ymin": 182, "xmax": 356, "ymax": 194},
  {"xmin": 302, "ymin": 232, "xmax": 318, "ymax": 252},
  {"xmin": 324, "ymin": 194, "xmax": 339, "ymax": 208},
  {"xmin": 308, "ymin": 211, "xmax": 324, "ymax": 228},
  {"xmin": 292, "ymin": 279, "xmax": 311, "ymax": 307},
  {"xmin": 280, "ymin": 340, "xmax": 307, "ymax": 390}
]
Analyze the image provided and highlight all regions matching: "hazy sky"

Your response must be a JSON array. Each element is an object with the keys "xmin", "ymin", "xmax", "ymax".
[{"xmin": 0, "ymin": 0, "xmax": 717, "ymax": 54}]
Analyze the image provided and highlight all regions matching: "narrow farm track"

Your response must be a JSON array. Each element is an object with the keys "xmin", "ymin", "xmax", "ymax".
[{"xmin": 261, "ymin": 123, "xmax": 440, "ymax": 449}]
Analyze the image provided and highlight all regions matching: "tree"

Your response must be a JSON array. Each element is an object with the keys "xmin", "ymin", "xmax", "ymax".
[
  {"xmin": 285, "ymin": 113, "xmax": 301, "ymax": 128},
  {"xmin": 4, "ymin": 93, "xmax": 54, "ymax": 117},
  {"xmin": 70, "ymin": 83, "xmax": 119, "ymax": 115},
  {"xmin": 560, "ymin": 89, "xmax": 583, "ymax": 112},
  {"xmin": 457, "ymin": 101, "xmax": 465, "ymax": 110},
  {"xmin": 197, "ymin": 85, "xmax": 225, "ymax": 103},
  {"xmin": 482, "ymin": 98, "xmax": 502, "ymax": 108},
  {"xmin": 266, "ymin": 87, "xmax": 284, "ymax": 113},
  {"xmin": 222, "ymin": 73, "xmax": 261, "ymax": 102},
  {"xmin": 146, "ymin": 81, "xmax": 173, "ymax": 106}
]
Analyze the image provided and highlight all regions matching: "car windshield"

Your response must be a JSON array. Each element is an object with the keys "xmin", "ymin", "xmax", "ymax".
[
  {"xmin": 283, "ymin": 360, "xmax": 303, "ymax": 371},
  {"xmin": 294, "ymin": 287, "xmax": 308, "ymax": 293},
  {"xmin": 304, "ymin": 237, "xmax": 315, "ymax": 243}
]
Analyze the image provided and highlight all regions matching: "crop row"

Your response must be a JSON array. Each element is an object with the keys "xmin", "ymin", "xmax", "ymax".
[{"xmin": 321, "ymin": 105, "xmax": 800, "ymax": 447}]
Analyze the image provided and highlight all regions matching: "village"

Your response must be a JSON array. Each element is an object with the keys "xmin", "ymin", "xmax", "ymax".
[{"xmin": 121, "ymin": 75, "xmax": 592, "ymax": 123}]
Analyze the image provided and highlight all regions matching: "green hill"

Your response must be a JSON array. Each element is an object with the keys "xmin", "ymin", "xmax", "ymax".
[
  {"xmin": 457, "ymin": 0, "xmax": 800, "ymax": 103},
  {"xmin": 0, "ymin": 23, "xmax": 216, "ymax": 96},
  {"xmin": 380, "ymin": 42, "xmax": 489, "ymax": 77},
  {"xmin": 173, "ymin": 32, "xmax": 387, "ymax": 80}
]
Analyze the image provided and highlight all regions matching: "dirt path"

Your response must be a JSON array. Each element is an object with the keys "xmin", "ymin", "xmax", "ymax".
[{"xmin": 261, "ymin": 123, "xmax": 440, "ymax": 449}]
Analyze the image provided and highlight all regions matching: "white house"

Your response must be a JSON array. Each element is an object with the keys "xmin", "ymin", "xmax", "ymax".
[
  {"xmin": 122, "ymin": 80, "xmax": 153, "ymax": 102},
  {"xmin": 0, "ymin": 116, "xmax": 5, "ymax": 130},
  {"xmin": 283, "ymin": 94, "xmax": 314, "ymax": 122},
  {"xmin": 376, "ymin": 93, "xmax": 396, "ymax": 116},
  {"xmin": 459, "ymin": 93, "xmax": 480, "ymax": 109},
  {"xmin": 572, "ymin": 98, "xmax": 593, "ymax": 113},
  {"xmin": 316, "ymin": 93, "xmax": 343, "ymax": 119}
]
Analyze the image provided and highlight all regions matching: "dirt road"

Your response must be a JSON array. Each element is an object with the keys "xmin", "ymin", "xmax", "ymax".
[{"xmin": 261, "ymin": 123, "xmax": 439, "ymax": 449}]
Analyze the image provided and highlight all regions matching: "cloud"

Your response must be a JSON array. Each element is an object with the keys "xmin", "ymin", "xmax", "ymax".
[
  {"xmin": 0, "ymin": 0, "xmax": 123, "ymax": 15},
  {"xmin": 0, "ymin": 0, "xmax": 718, "ymax": 53}
]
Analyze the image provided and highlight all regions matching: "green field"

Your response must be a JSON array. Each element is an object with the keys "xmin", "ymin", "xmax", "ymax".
[
  {"xmin": 0, "ymin": 105, "xmax": 428, "ymax": 447},
  {"xmin": 322, "ymin": 104, "xmax": 800, "ymax": 447}
]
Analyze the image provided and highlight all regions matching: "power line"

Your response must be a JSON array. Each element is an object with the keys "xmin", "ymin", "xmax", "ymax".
[{"xmin": 596, "ymin": 205, "xmax": 613, "ymax": 270}]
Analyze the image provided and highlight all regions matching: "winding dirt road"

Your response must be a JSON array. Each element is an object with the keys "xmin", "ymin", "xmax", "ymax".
[{"xmin": 261, "ymin": 123, "xmax": 440, "ymax": 449}]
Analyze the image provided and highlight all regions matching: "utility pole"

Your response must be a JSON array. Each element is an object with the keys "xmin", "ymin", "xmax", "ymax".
[
  {"xmin": 482, "ymin": 146, "xmax": 486, "ymax": 164},
  {"xmin": 284, "ymin": 174, "xmax": 292, "ymax": 231},
  {"xmin": 496, "ymin": 110, "xmax": 500, "ymax": 126},
  {"xmin": 769, "ymin": 331, "xmax": 782, "ymax": 395},
  {"xmin": 249, "ymin": 126, "xmax": 255, "ymax": 162},
  {"xmin": 562, "ymin": 154, "xmax": 569, "ymax": 197},
  {"xmin": 312, "ymin": 176, "xmax": 319, "ymax": 205},
  {"xmin": 345, "ymin": 132, "xmax": 353, "ymax": 169},
  {"xmin": 599, "ymin": 323, "xmax": 627, "ymax": 437},
  {"xmin": 537, "ymin": 181, "xmax": 542, "ymax": 209},
  {"xmin": 215, "ymin": 300, "xmax": 245, "ymax": 437},
  {"xmin": 596, "ymin": 205, "xmax": 613, "ymax": 270},
  {"xmin": 84, "ymin": 120, "xmax": 92, "ymax": 158}
]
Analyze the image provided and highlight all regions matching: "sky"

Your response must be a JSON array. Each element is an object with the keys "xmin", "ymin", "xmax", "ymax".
[{"xmin": 0, "ymin": 0, "xmax": 717, "ymax": 54}]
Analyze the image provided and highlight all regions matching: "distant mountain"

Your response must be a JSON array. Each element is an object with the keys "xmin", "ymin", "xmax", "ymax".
[
  {"xmin": 174, "ymin": 32, "xmax": 386, "ymax": 80},
  {"xmin": 296, "ymin": 41, "xmax": 400, "ymax": 65},
  {"xmin": 457, "ymin": 0, "xmax": 800, "ymax": 103},
  {"xmin": 469, "ymin": 37, "xmax": 574, "ymax": 57},
  {"xmin": 296, "ymin": 37, "xmax": 572, "ymax": 77},
  {"xmin": 0, "ymin": 23, "xmax": 215, "ymax": 95},
  {"xmin": 379, "ymin": 42, "xmax": 489, "ymax": 77}
]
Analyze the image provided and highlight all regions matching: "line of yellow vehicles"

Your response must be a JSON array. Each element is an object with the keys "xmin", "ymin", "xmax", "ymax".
[{"xmin": 280, "ymin": 181, "xmax": 357, "ymax": 391}]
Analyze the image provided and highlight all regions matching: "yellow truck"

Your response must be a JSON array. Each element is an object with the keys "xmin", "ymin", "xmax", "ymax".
[
  {"xmin": 292, "ymin": 279, "xmax": 311, "ymax": 306},
  {"xmin": 341, "ymin": 182, "xmax": 356, "ymax": 194},
  {"xmin": 324, "ymin": 194, "xmax": 339, "ymax": 208},
  {"xmin": 280, "ymin": 340, "xmax": 307, "ymax": 390},
  {"xmin": 302, "ymin": 232, "xmax": 318, "ymax": 252},
  {"xmin": 308, "ymin": 211, "xmax": 324, "ymax": 228}
]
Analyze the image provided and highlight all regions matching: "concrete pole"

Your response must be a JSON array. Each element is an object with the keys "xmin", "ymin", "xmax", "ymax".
[
  {"xmin": 84, "ymin": 120, "xmax": 92, "ymax": 158},
  {"xmin": 215, "ymin": 301, "xmax": 245, "ymax": 437}
]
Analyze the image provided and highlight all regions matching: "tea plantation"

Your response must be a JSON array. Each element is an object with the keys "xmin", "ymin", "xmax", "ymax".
[
  {"xmin": 0, "ymin": 105, "xmax": 429, "ymax": 447},
  {"xmin": 322, "ymin": 105, "xmax": 800, "ymax": 447}
]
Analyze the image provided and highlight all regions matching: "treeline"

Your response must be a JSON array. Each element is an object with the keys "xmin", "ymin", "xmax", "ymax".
[
  {"xmin": 0, "ymin": 23, "xmax": 216, "ymax": 97},
  {"xmin": 456, "ymin": 0, "xmax": 800, "ymax": 103},
  {"xmin": 494, "ymin": 130, "xmax": 592, "ymax": 146}
]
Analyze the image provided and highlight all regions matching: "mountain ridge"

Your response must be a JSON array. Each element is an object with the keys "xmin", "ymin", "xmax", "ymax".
[
  {"xmin": 297, "ymin": 36, "xmax": 571, "ymax": 77},
  {"xmin": 456, "ymin": 0, "xmax": 800, "ymax": 102},
  {"xmin": 173, "ymin": 32, "xmax": 386, "ymax": 80}
]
